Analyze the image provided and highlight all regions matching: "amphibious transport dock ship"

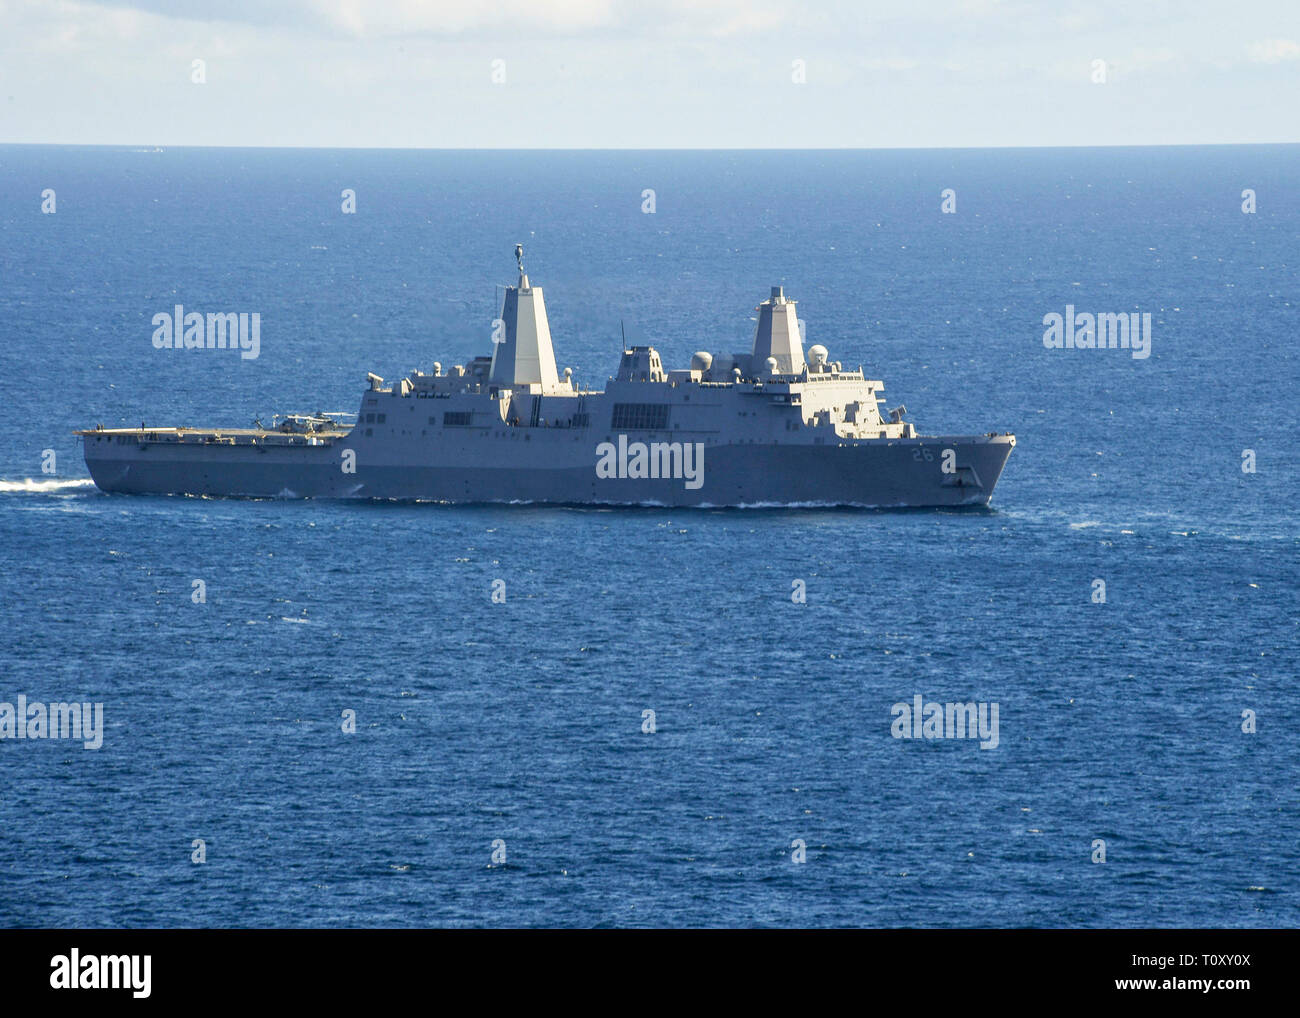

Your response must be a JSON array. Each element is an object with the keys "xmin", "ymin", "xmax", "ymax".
[{"xmin": 78, "ymin": 248, "xmax": 1015, "ymax": 507}]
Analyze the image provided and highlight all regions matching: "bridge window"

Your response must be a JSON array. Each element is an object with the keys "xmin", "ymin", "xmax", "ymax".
[{"xmin": 611, "ymin": 403, "xmax": 670, "ymax": 431}]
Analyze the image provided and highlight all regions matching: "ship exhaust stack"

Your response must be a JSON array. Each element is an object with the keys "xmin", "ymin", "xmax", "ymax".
[
  {"xmin": 490, "ymin": 245, "xmax": 564, "ymax": 392},
  {"xmin": 751, "ymin": 285, "xmax": 806, "ymax": 376}
]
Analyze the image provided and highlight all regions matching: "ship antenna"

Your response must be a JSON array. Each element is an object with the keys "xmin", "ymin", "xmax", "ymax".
[
  {"xmin": 621, "ymin": 319, "xmax": 626, "ymax": 346},
  {"xmin": 515, "ymin": 243, "xmax": 524, "ymax": 274}
]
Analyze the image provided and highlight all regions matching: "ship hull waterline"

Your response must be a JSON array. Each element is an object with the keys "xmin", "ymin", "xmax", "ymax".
[{"xmin": 81, "ymin": 433, "xmax": 1015, "ymax": 508}]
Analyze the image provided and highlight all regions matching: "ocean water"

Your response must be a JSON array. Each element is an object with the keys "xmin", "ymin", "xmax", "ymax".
[{"xmin": 0, "ymin": 146, "xmax": 1296, "ymax": 928}]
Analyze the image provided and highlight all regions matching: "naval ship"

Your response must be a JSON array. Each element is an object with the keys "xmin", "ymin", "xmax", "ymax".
[{"xmin": 78, "ymin": 247, "xmax": 1015, "ymax": 507}]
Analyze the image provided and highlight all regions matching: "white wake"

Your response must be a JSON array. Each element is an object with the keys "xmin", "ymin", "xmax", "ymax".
[{"xmin": 0, "ymin": 477, "xmax": 97, "ymax": 494}]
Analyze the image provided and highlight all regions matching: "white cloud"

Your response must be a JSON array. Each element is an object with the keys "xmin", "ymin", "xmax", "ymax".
[
  {"xmin": 306, "ymin": 0, "xmax": 620, "ymax": 38},
  {"xmin": 30, "ymin": 0, "xmax": 797, "ymax": 39},
  {"xmin": 1247, "ymin": 38, "xmax": 1300, "ymax": 63},
  {"xmin": 1127, "ymin": 47, "xmax": 1178, "ymax": 70}
]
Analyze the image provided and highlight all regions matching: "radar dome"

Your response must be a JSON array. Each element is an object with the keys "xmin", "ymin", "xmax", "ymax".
[
  {"xmin": 691, "ymin": 351, "xmax": 713, "ymax": 372},
  {"xmin": 807, "ymin": 345, "xmax": 828, "ymax": 368}
]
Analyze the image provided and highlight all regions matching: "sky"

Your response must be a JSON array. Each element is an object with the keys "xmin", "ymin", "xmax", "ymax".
[{"xmin": 0, "ymin": 0, "xmax": 1297, "ymax": 148}]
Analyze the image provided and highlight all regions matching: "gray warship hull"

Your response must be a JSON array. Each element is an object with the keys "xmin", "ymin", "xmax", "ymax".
[{"xmin": 81, "ymin": 429, "xmax": 1014, "ymax": 507}]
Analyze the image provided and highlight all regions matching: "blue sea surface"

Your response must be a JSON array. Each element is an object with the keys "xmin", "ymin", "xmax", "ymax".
[{"xmin": 0, "ymin": 146, "xmax": 1296, "ymax": 927}]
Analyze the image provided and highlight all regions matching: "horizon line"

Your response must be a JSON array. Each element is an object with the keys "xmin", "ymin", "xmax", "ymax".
[{"xmin": 3, "ymin": 141, "xmax": 1298, "ymax": 152}]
